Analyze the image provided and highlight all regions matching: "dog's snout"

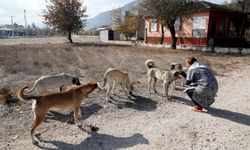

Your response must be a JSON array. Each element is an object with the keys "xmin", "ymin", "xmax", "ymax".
[{"xmin": 76, "ymin": 81, "xmax": 81, "ymax": 85}]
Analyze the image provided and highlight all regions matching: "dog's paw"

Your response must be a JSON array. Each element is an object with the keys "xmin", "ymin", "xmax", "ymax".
[
  {"xmin": 166, "ymin": 96, "xmax": 172, "ymax": 101},
  {"xmin": 75, "ymin": 121, "xmax": 83, "ymax": 127},
  {"xmin": 66, "ymin": 118, "xmax": 75, "ymax": 124},
  {"xmin": 35, "ymin": 133, "xmax": 41, "ymax": 137},
  {"xmin": 32, "ymin": 139, "xmax": 40, "ymax": 145}
]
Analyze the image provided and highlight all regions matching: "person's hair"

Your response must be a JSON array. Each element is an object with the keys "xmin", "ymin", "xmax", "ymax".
[{"xmin": 186, "ymin": 57, "xmax": 197, "ymax": 65}]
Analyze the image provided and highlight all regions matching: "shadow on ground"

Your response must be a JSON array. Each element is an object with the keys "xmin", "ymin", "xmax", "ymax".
[
  {"xmin": 37, "ymin": 132, "xmax": 149, "ymax": 150},
  {"xmin": 170, "ymin": 95, "xmax": 193, "ymax": 106},
  {"xmin": 206, "ymin": 107, "xmax": 250, "ymax": 126},
  {"xmin": 72, "ymin": 42, "xmax": 131, "ymax": 48},
  {"xmin": 47, "ymin": 104, "xmax": 103, "ymax": 123},
  {"xmin": 171, "ymin": 96, "xmax": 250, "ymax": 126},
  {"xmin": 109, "ymin": 94, "xmax": 157, "ymax": 111}
]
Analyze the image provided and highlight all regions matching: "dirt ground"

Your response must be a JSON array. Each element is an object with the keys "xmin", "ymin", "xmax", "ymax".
[{"xmin": 0, "ymin": 36, "xmax": 249, "ymax": 150}]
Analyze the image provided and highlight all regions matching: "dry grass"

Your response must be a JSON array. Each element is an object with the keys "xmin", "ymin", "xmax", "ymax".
[{"xmin": 0, "ymin": 41, "xmax": 248, "ymax": 98}]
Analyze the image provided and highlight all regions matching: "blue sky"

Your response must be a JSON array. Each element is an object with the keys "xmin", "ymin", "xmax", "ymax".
[{"xmin": 0, "ymin": 0, "xmax": 231, "ymax": 27}]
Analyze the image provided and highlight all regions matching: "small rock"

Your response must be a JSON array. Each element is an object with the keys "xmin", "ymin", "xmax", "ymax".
[
  {"xmin": 12, "ymin": 134, "xmax": 20, "ymax": 140},
  {"xmin": 117, "ymin": 105, "xmax": 123, "ymax": 109}
]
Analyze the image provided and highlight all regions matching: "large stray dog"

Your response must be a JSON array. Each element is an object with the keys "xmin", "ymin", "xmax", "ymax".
[
  {"xmin": 97, "ymin": 68, "xmax": 133, "ymax": 101},
  {"xmin": 25, "ymin": 73, "xmax": 81, "ymax": 94},
  {"xmin": 17, "ymin": 82, "xmax": 97, "ymax": 144},
  {"xmin": 145, "ymin": 59, "xmax": 179, "ymax": 99},
  {"xmin": 170, "ymin": 63, "xmax": 186, "ymax": 89}
]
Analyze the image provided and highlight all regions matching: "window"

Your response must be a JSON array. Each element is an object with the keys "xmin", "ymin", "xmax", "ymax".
[
  {"xmin": 175, "ymin": 17, "xmax": 181, "ymax": 31},
  {"xmin": 192, "ymin": 16, "xmax": 207, "ymax": 37},
  {"xmin": 150, "ymin": 19, "xmax": 158, "ymax": 32}
]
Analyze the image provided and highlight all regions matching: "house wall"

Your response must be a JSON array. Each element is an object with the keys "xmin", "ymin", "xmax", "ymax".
[
  {"xmin": 145, "ymin": 10, "xmax": 248, "ymax": 47},
  {"xmin": 145, "ymin": 12, "xmax": 210, "ymax": 46},
  {"xmin": 207, "ymin": 10, "xmax": 248, "ymax": 47},
  {"xmin": 178, "ymin": 12, "xmax": 209, "ymax": 45}
]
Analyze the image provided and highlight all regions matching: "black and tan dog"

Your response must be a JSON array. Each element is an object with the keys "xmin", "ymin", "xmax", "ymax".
[{"xmin": 17, "ymin": 82, "xmax": 97, "ymax": 144}]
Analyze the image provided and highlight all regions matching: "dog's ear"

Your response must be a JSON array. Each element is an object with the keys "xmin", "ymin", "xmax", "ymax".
[
  {"xmin": 72, "ymin": 78, "xmax": 77, "ymax": 84},
  {"xmin": 170, "ymin": 64, "xmax": 175, "ymax": 70},
  {"xmin": 178, "ymin": 64, "xmax": 183, "ymax": 70},
  {"xmin": 72, "ymin": 78, "xmax": 81, "ymax": 85}
]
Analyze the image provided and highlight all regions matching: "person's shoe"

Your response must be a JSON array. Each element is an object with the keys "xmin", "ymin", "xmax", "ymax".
[{"xmin": 190, "ymin": 105, "xmax": 203, "ymax": 112}]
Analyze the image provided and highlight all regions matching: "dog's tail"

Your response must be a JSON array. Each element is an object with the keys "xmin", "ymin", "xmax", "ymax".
[
  {"xmin": 145, "ymin": 59, "xmax": 156, "ymax": 69},
  {"xmin": 97, "ymin": 77, "xmax": 107, "ymax": 90},
  {"xmin": 97, "ymin": 69, "xmax": 110, "ymax": 90},
  {"xmin": 24, "ymin": 81, "xmax": 37, "ymax": 93},
  {"xmin": 17, "ymin": 85, "xmax": 40, "ymax": 102}
]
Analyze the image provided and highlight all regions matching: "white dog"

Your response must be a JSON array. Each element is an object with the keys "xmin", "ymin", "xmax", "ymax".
[
  {"xmin": 25, "ymin": 73, "xmax": 81, "ymax": 94},
  {"xmin": 145, "ymin": 59, "xmax": 179, "ymax": 99},
  {"xmin": 97, "ymin": 68, "xmax": 133, "ymax": 101}
]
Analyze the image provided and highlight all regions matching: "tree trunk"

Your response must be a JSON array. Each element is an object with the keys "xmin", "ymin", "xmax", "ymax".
[
  {"xmin": 169, "ymin": 25, "xmax": 176, "ymax": 49},
  {"xmin": 160, "ymin": 24, "xmax": 164, "ymax": 44},
  {"xmin": 68, "ymin": 30, "xmax": 73, "ymax": 43}
]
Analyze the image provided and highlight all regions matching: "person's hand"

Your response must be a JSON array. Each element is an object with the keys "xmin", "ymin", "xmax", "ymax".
[{"xmin": 179, "ymin": 71, "xmax": 187, "ymax": 78}]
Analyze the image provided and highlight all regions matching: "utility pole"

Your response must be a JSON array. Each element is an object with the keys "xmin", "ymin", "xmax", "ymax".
[
  {"xmin": 9, "ymin": 16, "xmax": 14, "ymax": 37},
  {"xmin": 10, "ymin": 16, "xmax": 14, "ymax": 25},
  {"xmin": 24, "ymin": 10, "xmax": 27, "ymax": 28}
]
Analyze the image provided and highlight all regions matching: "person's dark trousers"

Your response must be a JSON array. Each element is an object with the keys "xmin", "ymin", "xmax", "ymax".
[{"xmin": 186, "ymin": 90, "xmax": 202, "ymax": 107}]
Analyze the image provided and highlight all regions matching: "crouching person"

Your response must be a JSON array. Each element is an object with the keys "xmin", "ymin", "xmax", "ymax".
[{"xmin": 176, "ymin": 57, "xmax": 218, "ymax": 112}]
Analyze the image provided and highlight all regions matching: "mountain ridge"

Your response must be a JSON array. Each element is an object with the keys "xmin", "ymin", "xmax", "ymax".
[{"xmin": 85, "ymin": 0, "xmax": 139, "ymax": 30}]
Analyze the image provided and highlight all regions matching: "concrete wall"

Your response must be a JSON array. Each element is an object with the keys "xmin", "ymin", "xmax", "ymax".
[
  {"xmin": 99, "ymin": 30, "xmax": 109, "ymax": 42},
  {"xmin": 101, "ymin": 40, "xmax": 250, "ymax": 55}
]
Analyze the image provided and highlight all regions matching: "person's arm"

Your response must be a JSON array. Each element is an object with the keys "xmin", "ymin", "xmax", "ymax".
[{"xmin": 174, "ymin": 71, "xmax": 192, "ymax": 85}]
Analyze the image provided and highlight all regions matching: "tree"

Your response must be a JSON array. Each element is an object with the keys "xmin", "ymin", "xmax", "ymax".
[
  {"xmin": 112, "ymin": 5, "xmax": 145, "ymax": 41},
  {"xmin": 142, "ymin": 0, "xmax": 186, "ymax": 49},
  {"xmin": 231, "ymin": 0, "xmax": 250, "ymax": 12},
  {"xmin": 43, "ymin": 0, "xmax": 87, "ymax": 43},
  {"xmin": 114, "ymin": 11, "xmax": 140, "ymax": 40},
  {"xmin": 228, "ymin": 0, "xmax": 250, "ymax": 41}
]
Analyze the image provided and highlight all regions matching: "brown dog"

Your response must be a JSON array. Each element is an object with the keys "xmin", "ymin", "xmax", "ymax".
[{"xmin": 17, "ymin": 82, "xmax": 98, "ymax": 144}]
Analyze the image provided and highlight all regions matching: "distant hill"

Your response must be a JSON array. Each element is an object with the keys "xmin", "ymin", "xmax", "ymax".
[{"xmin": 85, "ymin": 0, "xmax": 140, "ymax": 30}]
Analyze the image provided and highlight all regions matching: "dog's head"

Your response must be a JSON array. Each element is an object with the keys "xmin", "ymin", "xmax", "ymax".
[
  {"xmin": 72, "ymin": 77, "xmax": 81, "ymax": 85},
  {"xmin": 81, "ymin": 82, "xmax": 98, "ymax": 96},
  {"xmin": 170, "ymin": 63, "xmax": 183, "ymax": 71}
]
